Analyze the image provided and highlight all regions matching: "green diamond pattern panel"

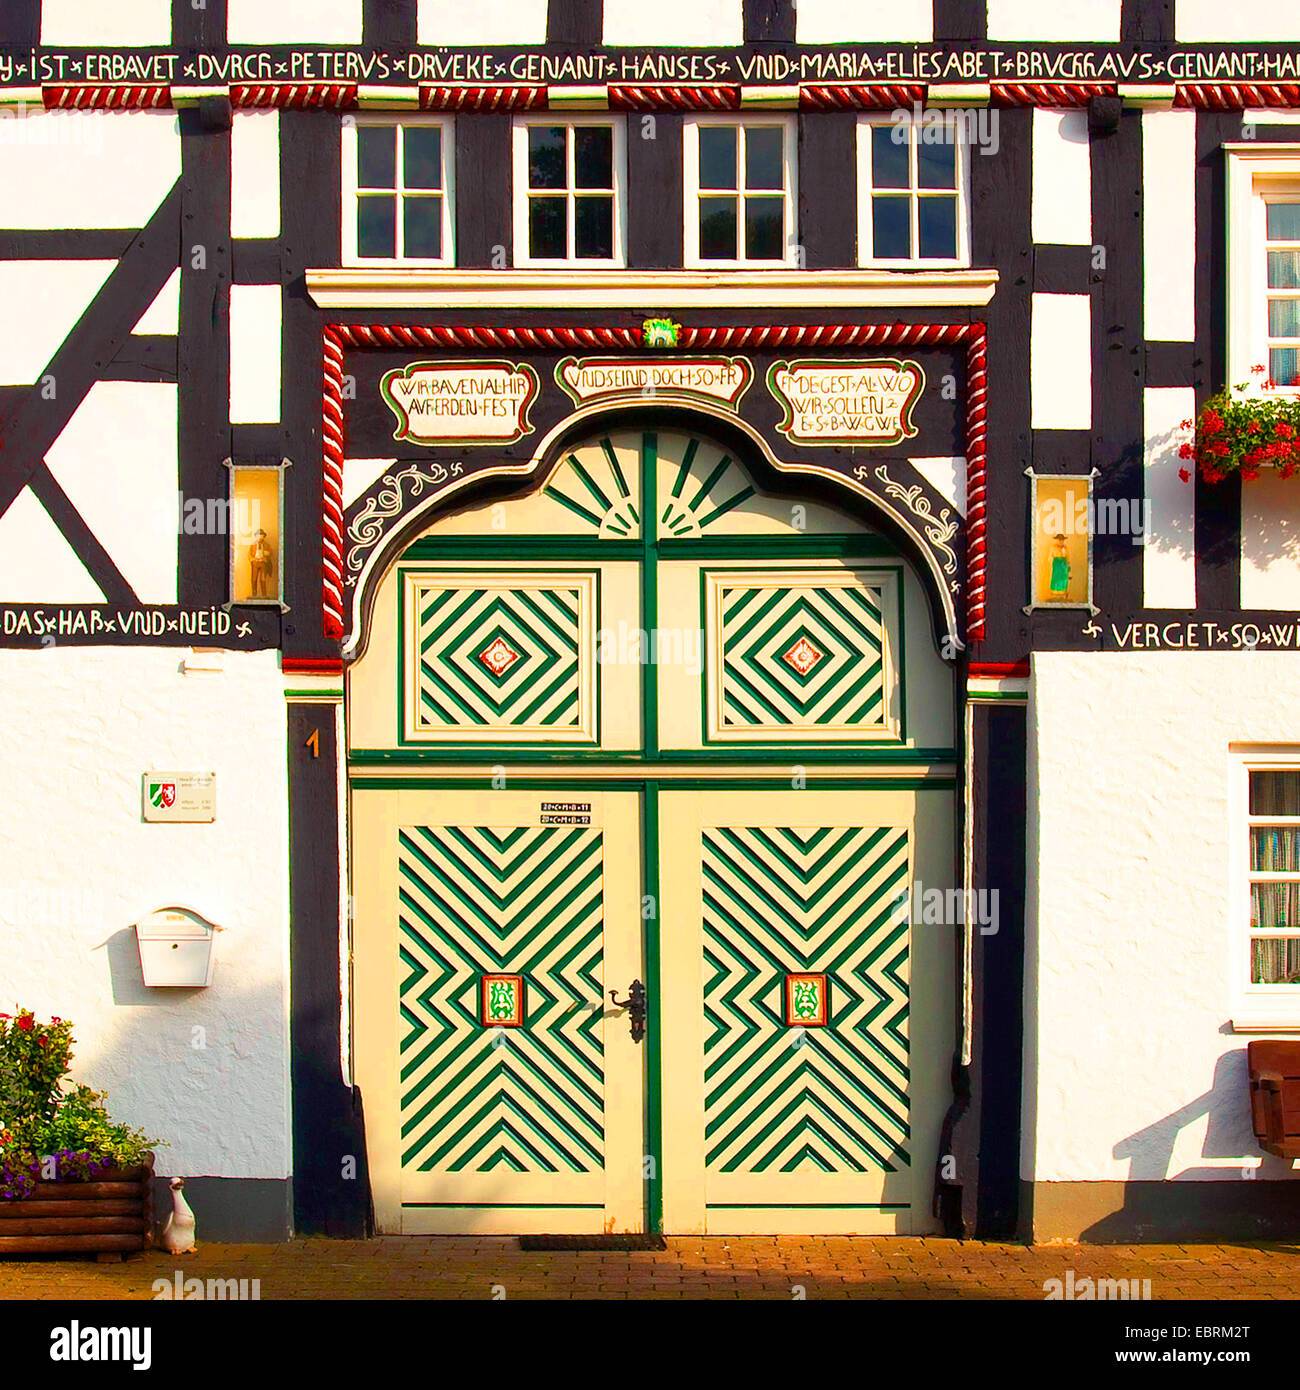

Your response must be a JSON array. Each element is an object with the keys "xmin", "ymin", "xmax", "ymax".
[
  {"xmin": 702, "ymin": 824, "xmax": 911, "ymax": 1174},
  {"xmin": 409, "ymin": 577, "xmax": 593, "ymax": 741},
  {"xmin": 712, "ymin": 576, "xmax": 890, "ymax": 739},
  {"xmin": 398, "ymin": 824, "xmax": 605, "ymax": 1173}
]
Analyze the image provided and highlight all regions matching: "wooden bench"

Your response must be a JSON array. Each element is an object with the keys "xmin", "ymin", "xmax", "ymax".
[{"xmin": 1248, "ymin": 1040, "xmax": 1300, "ymax": 1158}]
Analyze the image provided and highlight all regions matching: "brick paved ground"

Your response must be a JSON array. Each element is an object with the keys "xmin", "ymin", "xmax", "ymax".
[{"xmin": 0, "ymin": 1237, "xmax": 1296, "ymax": 1299}]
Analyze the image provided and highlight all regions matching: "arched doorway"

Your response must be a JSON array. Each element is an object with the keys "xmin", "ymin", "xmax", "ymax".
[{"xmin": 347, "ymin": 424, "xmax": 956, "ymax": 1235}]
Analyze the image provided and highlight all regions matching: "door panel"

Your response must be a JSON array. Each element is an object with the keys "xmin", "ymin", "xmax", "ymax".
[
  {"xmin": 658, "ymin": 788, "xmax": 954, "ymax": 1234},
  {"xmin": 352, "ymin": 788, "xmax": 645, "ymax": 1234}
]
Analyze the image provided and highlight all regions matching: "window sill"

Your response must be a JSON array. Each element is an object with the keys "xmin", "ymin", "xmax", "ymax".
[
  {"xmin": 305, "ymin": 266, "xmax": 1000, "ymax": 312},
  {"xmin": 1230, "ymin": 1015, "xmax": 1300, "ymax": 1033}
]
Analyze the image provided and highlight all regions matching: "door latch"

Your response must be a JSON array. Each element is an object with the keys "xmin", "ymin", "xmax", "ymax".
[{"xmin": 609, "ymin": 979, "xmax": 647, "ymax": 1042}]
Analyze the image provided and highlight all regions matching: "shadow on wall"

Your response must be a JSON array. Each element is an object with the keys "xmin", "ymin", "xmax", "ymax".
[
  {"xmin": 1144, "ymin": 422, "xmax": 1300, "ymax": 571},
  {"xmin": 17, "ymin": 944, "xmax": 307, "ymax": 1241},
  {"xmin": 1081, "ymin": 1048, "xmax": 1300, "ymax": 1241}
]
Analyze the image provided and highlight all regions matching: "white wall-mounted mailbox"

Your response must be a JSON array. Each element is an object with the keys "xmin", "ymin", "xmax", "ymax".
[{"xmin": 134, "ymin": 906, "xmax": 221, "ymax": 987}]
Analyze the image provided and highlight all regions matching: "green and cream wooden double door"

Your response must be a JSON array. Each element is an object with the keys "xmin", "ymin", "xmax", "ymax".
[{"xmin": 350, "ymin": 428, "xmax": 956, "ymax": 1236}]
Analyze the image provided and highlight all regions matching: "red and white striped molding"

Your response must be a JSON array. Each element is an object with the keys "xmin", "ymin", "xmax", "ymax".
[
  {"xmin": 24, "ymin": 81, "xmax": 1300, "ymax": 112},
  {"xmin": 320, "ymin": 321, "xmax": 989, "ymax": 645}
]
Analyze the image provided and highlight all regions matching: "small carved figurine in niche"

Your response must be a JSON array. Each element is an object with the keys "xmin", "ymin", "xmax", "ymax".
[
  {"xmin": 248, "ymin": 528, "xmax": 274, "ymax": 599},
  {"xmin": 1048, "ymin": 533, "xmax": 1071, "ymax": 596}
]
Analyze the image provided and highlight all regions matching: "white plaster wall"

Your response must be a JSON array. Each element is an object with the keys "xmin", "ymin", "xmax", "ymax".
[
  {"xmin": 1241, "ymin": 473, "xmax": 1300, "ymax": 610},
  {"xmin": 132, "ymin": 268, "xmax": 180, "ymax": 338},
  {"xmin": 44, "ymin": 381, "xmax": 178, "ymax": 605},
  {"xmin": 229, "ymin": 284, "xmax": 282, "ymax": 426},
  {"xmin": 1026, "ymin": 650, "xmax": 1300, "ymax": 1183},
  {"xmin": 602, "ymin": 0, "xmax": 742, "ymax": 47},
  {"xmin": 1143, "ymin": 386, "xmax": 1197, "ymax": 609},
  {"xmin": 1031, "ymin": 110, "xmax": 1090, "ymax": 247},
  {"xmin": 1176, "ymin": 0, "xmax": 1300, "ymax": 41},
  {"xmin": 908, "ymin": 457, "xmax": 967, "ymax": 516},
  {"xmin": 987, "ymin": 0, "xmax": 1120, "ymax": 40},
  {"xmin": 795, "ymin": 0, "xmax": 931, "ymax": 43},
  {"xmin": 0, "ymin": 647, "xmax": 290, "ymax": 1179},
  {"xmin": 0, "ymin": 260, "xmax": 115, "ymax": 385},
  {"xmin": 1142, "ymin": 111, "xmax": 1197, "ymax": 343},
  {"xmin": 41, "ymin": 0, "xmax": 171, "ymax": 45},
  {"xmin": 417, "ymin": 0, "xmax": 549, "ymax": 44},
  {"xmin": 226, "ymin": 0, "xmax": 362, "ymax": 44},
  {"xmin": 1030, "ymin": 293, "xmax": 1092, "ymax": 430},
  {"xmin": 0, "ymin": 110, "xmax": 179, "ymax": 231},
  {"xmin": 231, "ymin": 112, "xmax": 280, "ymax": 242},
  {"xmin": 0, "ymin": 487, "xmax": 104, "ymax": 602}
]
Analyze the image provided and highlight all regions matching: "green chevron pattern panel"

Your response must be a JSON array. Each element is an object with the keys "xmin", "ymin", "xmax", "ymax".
[
  {"xmin": 397, "ymin": 824, "xmax": 606, "ymax": 1173},
  {"xmin": 702, "ymin": 824, "xmax": 911, "ymax": 1174},
  {"xmin": 711, "ymin": 576, "xmax": 889, "ymax": 738},
  {"xmin": 408, "ymin": 576, "xmax": 594, "ymax": 740}
]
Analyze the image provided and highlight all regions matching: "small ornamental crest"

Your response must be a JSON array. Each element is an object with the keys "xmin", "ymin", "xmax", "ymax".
[
  {"xmin": 784, "ymin": 973, "xmax": 828, "ymax": 1027},
  {"xmin": 642, "ymin": 317, "xmax": 681, "ymax": 349},
  {"xmin": 148, "ymin": 782, "xmax": 177, "ymax": 809},
  {"xmin": 781, "ymin": 634, "xmax": 824, "ymax": 678},
  {"xmin": 482, "ymin": 974, "xmax": 525, "ymax": 1028}
]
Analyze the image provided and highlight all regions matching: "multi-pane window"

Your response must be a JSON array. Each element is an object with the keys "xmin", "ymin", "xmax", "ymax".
[
  {"xmin": 1265, "ymin": 200, "xmax": 1300, "ymax": 387},
  {"xmin": 684, "ymin": 118, "xmax": 796, "ymax": 266},
  {"xmin": 342, "ymin": 117, "xmax": 454, "ymax": 266},
  {"xmin": 857, "ymin": 114, "xmax": 968, "ymax": 267},
  {"xmin": 512, "ymin": 118, "xmax": 625, "ymax": 266},
  {"xmin": 1245, "ymin": 768, "xmax": 1300, "ymax": 988}
]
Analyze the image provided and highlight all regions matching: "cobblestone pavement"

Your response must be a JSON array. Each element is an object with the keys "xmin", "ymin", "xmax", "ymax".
[{"xmin": 0, "ymin": 1237, "xmax": 1296, "ymax": 1299}]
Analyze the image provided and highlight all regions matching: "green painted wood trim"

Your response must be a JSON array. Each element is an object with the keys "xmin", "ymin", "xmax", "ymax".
[
  {"xmin": 401, "ymin": 538, "xmax": 643, "ymax": 560},
  {"xmin": 644, "ymin": 782, "xmax": 663, "ymax": 1236},
  {"xmin": 641, "ymin": 431, "xmax": 659, "ymax": 761},
  {"xmin": 351, "ymin": 777, "xmax": 957, "ymax": 791},
  {"xmin": 284, "ymin": 688, "xmax": 343, "ymax": 700},
  {"xmin": 656, "ymin": 536, "xmax": 900, "ymax": 558},
  {"xmin": 966, "ymin": 691, "xmax": 1029, "ymax": 704},
  {"xmin": 401, "ymin": 1202, "xmax": 604, "ymax": 1209},
  {"xmin": 706, "ymin": 1203, "xmax": 911, "ymax": 1210},
  {"xmin": 348, "ymin": 747, "xmax": 957, "ymax": 765}
]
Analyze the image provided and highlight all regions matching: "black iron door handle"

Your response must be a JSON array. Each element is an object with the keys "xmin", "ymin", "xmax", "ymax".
[{"xmin": 609, "ymin": 980, "xmax": 646, "ymax": 1042}]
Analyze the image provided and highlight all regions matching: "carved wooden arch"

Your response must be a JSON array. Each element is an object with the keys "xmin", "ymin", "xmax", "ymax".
[
  {"xmin": 323, "ymin": 321, "xmax": 987, "ymax": 660},
  {"xmin": 341, "ymin": 399, "xmax": 967, "ymax": 665}
]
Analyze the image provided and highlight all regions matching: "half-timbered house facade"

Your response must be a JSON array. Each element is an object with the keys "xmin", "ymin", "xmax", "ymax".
[{"xmin": 2, "ymin": 0, "xmax": 1300, "ymax": 1243}]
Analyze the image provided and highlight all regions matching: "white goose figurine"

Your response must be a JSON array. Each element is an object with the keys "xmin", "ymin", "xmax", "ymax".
[{"xmin": 161, "ymin": 1177, "xmax": 196, "ymax": 1255}]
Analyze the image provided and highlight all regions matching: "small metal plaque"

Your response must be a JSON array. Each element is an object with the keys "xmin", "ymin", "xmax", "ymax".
[{"xmin": 142, "ymin": 771, "xmax": 216, "ymax": 823}]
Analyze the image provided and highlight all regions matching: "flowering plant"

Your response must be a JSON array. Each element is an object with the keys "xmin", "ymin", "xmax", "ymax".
[
  {"xmin": 1179, "ymin": 365, "xmax": 1300, "ymax": 484},
  {"xmin": 0, "ymin": 1010, "xmax": 159, "ymax": 1199}
]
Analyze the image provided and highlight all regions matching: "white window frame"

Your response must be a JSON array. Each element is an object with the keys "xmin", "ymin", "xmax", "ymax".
[
  {"xmin": 341, "ymin": 113, "xmax": 456, "ymax": 269},
  {"xmin": 511, "ymin": 115, "xmax": 627, "ymax": 269},
  {"xmin": 683, "ymin": 115, "xmax": 799, "ymax": 270},
  {"xmin": 1226, "ymin": 143, "xmax": 1300, "ymax": 396},
  {"xmin": 856, "ymin": 111, "xmax": 970, "ymax": 270},
  {"xmin": 1230, "ymin": 750, "xmax": 1300, "ymax": 1031}
]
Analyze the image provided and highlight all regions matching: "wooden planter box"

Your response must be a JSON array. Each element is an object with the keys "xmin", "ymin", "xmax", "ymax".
[{"xmin": 0, "ymin": 1152, "xmax": 154, "ymax": 1259}]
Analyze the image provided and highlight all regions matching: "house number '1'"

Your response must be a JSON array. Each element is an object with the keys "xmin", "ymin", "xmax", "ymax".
[{"xmin": 306, "ymin": 729, "xmax": 319, "ymax": 758}]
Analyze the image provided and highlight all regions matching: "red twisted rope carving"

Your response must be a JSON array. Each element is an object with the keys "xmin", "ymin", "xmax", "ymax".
[
  {"xmin": 232, "ymin": 83, "xmax": 357, "ymax": 109},
  {"xmin": 990, "ymin": 83, "xmax": 1113, "ymax": 106},
  {"xmin": 1175, "ymin": 83, "xmax": 1300, "ymax": 108},
  {"xmin": 419, "ymin": 86, "xmax": 546, "ymax": 110},
  {"xmin": 964, "ymin": 325, "xmax": 988, "ymax": 643},
  {"xmin": 609, "ymin": 85, "xmax": 741, "ymax": 110},
  {"xmin": 42, "ymin": 85, "xmax": 170, "ymax": 109},
  {"xmin": 321, "ymin": 327, "xmax": 346, "ymax": 641},
  {"xmin": 798, "ymin": 84, "xmax": 925, "ymax": 110}
]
